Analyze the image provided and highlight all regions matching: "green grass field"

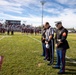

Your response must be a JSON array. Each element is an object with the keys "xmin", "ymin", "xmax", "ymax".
[{"xmin": 0, "ymin": 33, "xmax": 76, "ymax": 75}]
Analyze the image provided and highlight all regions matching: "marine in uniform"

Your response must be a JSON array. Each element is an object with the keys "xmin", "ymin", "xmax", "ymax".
[
  {"xmin": 44, "ymin": 22, "xmax": 54, "ymax": 65},
  {"xmin": 53, "ymin": 21, "xmax": 69, "ymax": 74}
]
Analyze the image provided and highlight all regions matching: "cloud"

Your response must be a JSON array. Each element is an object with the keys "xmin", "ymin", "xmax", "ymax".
[
  {"xmin": 43, "ymin": 8, "xmax": 76, "ymax": 28},
  {"xmin": 1, "ymin": 9, "xmax": 76, "ymax": 28},
  {"xmin": 0, "ymin": 0, "xmax": 76, "ymax": 28},
  {"xmin": 0, "ymin": 0, "xmax": 42, "ymax": 14},
  {"xmin": 55, "ymin": 0, "xmax": 69, "ymax": 4},
  {"xmin": 55, "ymin": 0, "xmax": 76, "ymax": 6},
  {"xmin": 0, "ymin": 0, "xmax": 21, "ymax": 6},
  {"xmin": 0, "ymin": 0, "xmax": 23, "ymax": 14}
]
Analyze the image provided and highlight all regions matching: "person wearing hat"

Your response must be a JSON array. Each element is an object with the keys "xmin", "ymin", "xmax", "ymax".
[
  {"xmin": 53, "ymin": 21, "xmax": 69, "ymax": 74},
  {"xmin": 44, "ymin": 22, "xmax": 54, "ymax": 65}
]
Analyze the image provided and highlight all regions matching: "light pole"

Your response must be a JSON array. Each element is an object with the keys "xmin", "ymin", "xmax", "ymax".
[
  {"xmin": 40, "ymin": 1, "xmax": 46, "ymax": 27},
  {"xmin": 23, "ymin": 21, "xmax": 26, "ymax": 25}
]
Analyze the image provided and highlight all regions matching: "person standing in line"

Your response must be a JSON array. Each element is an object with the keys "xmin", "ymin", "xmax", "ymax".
[
  {"xmin": 44, "ymin": 22, "xmax": 54, "ymax": 65},
  {"xmin": 41, "ymin": 25, "xmax": 46, "ymax": 57},
  {"xmin": 53, "ymin": 21, "xmax": 69, "ymax": 74},
  {"xmin": 11, "ymin": 25, "xmax": 14, "ymax": 35},
  {"xmin": 7, "ymin": 25, "xmax": 11, "ymax": 35}
]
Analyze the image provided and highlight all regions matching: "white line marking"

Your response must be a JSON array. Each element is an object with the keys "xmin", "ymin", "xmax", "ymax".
[
  {"xmin": 27, "ymin": 35, "xmax": 41, "ymax": 43},
  {"xmin": 27, "ymin": 35, "xmax": 76, "ymax": 64},
  {"xmin": 3, "ymin": 35, "xmax": 12, "ymax": 37},
  {"xmin": 70, "ymin": 61, "xmax": 76, "ymax": 64},
  {"xmin": 66, "ymin": 56, "xmax": 76, "ymax": 63},
  {"xmin": 0, "ymin": 36, "xmax": 12, "ymax": 40},
  {"xmin": 0, "ymin": 36, "xmax": 5, "ymax": 40}
]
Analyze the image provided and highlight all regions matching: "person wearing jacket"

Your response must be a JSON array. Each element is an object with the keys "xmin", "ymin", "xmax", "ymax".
[{"xmin": 53, "ymin": 21, "xmax": 69, "ymax": 74}]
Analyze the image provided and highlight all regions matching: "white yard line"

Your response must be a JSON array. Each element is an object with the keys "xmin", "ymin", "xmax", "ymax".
[
  {"xmin": 70, "ymin": 60, "xmax": 76, "ymax": 64},
  {"xmin": 0, "ymin": 36, "xmax": 5, "ymax": 40},
  {"xmin": 0, "ymin": 35, "xmax": 12, "ymax": 40},
  {"xmin": 66, "ymin": 56, "xmax": 76, "ymax": 64},
  {"xmin": 3, "ymin": 35, "xmax": 12, "ymax": 37},
  {"xmin": 27, "ymin": 35, "xmax": 41, "ymax": 43},
  {"xmin": 27, "ymin": 35, "xmax": 76, "ymax": 64}
]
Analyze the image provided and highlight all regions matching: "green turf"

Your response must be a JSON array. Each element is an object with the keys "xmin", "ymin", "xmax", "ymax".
[{"xmin": 0, "ymin": 33, "xmax": 76, "ymax": 75}]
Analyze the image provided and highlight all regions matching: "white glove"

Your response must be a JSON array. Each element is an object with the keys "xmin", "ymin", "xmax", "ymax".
[{"xmin": 46, "ymin": 44, "xmax": 49, "ymax": 49}]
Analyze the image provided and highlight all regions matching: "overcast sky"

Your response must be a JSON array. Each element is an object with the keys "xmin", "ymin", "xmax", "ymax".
[{"xmin": 0, "ymin": 0, "xmax": 76, "ymax": 28}]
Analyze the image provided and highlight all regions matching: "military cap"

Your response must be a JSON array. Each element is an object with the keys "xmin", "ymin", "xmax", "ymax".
[{"xmin": 55, "ymin": 21, "xmax": 62, "ymax": 26}]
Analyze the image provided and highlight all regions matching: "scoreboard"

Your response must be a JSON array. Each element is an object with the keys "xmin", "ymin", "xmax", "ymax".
[{"xmin": 5, "ymin": 20, "xmax": 21, "ymax": 25}]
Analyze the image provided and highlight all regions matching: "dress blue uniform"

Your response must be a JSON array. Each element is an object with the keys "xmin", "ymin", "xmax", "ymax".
[{"xmin": 53, "ymin": 22, "xmax": 69, "ymax": 74}]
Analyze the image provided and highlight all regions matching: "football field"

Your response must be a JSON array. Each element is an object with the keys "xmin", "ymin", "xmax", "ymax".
[{"xmin": 0, "ymin": 33, "xmax": 76, "ymax": 75}]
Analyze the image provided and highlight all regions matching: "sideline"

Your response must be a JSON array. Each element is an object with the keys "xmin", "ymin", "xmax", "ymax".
[{"xmin": 27, "ymin": 35, "xmax": 76, "ymax": 64}]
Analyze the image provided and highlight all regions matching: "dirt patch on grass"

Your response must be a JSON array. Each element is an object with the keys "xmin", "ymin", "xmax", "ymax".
[{"xmin": 37, "ymin": 63, "xmax": 45, "ymax": 67}]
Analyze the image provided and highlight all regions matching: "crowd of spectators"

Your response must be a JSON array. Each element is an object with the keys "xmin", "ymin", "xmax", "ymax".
[{"xmin": 0, "ymin": 23, "xmax": 41, "ymax": 35}]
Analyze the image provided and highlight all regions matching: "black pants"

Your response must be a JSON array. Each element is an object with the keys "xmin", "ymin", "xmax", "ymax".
[
  {"xmin": 48, "ymin": 39, "xmax": 54, "ymax": 62},
  {"xmin": 7, "ymin": 30, "xmax": 10, "ymax": 35},
  {"xmin": 11, "ymin": 31, "xmax": 14, "ymax": 35}
]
